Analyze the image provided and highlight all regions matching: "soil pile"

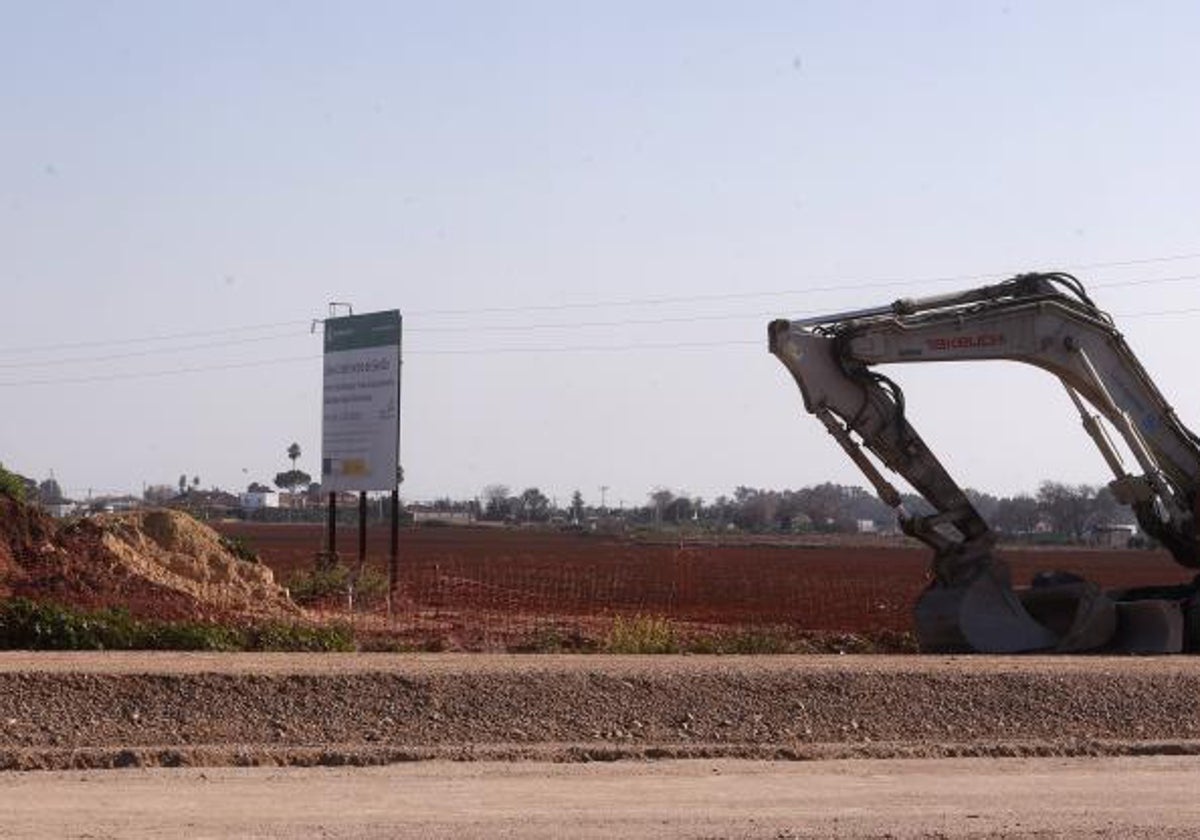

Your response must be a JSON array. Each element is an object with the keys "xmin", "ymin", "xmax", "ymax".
[
  {"xmin": 0, "ymin": 496, "xmax": 50, "ymax": 596},
  {"xmin": 0, "ymin": 495, "xmax": 296, "ymax": 622}
]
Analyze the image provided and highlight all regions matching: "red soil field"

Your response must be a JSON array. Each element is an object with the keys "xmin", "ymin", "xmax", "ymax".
[{"xmin": 215, "ymin": 522, "xmax": 1196, "ymax": 637}]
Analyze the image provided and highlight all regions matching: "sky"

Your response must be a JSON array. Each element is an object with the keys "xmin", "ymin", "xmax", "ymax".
[{"xmin": 3, "ymin": 1, "xmax": 1200, "ymax": 508}]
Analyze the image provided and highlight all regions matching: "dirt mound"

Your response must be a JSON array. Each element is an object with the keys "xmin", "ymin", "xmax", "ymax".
[
  {"xmin": 0, "ymin": 495, "xmax": 55, "ymax": 596},
  {"xmin": 0, "ymin": 495, "xmax": 296, "ymax": 622},
  {"xmin": 88, "ymin": 510, "xmax": 298, "ymax": 619}
]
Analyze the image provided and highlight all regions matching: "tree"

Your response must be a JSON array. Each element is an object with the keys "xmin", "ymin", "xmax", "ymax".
[
  {"xmin": 178, "ymin": 474, "xmax": 188, "ymax": 495},
  {"xmin": 246, "ymin": 482, "xmax": 272, "ymax": 494},
  {"xmin": 287, "ymin": 442, "xmax": 302, "ymax": 472},
  {"xmin": 36, "ymin": 477, "xmax": 65, "ymax": 505},
  {"xmin": 569, "ymin": 490, "xmax": 585, "ymax": 524},
  {"xmin": 482, "ymin": 484, "xmax": 510, "ymax": 521},
  {"xmin": 732, "ymin": 486, "xmax": 778, "ymax": 530},
  {"xmin": 964, "ymin": 488, "xmax": 1000, "ymax": 523},
  {"xmin": 274, "ymin": 469, "xmax": 312, "ymax": 495},
  {"xmin": 664, "ymin": 495, "xmax": 693, "ymax": 524},
  {"xmin": 708, "ymin": 494, "xmax": 735, "ymax": 529},
  {"xmin": 143, "ymin": 484, "xmax": 176, "ymax": 505},
  {"xmin": 1036, "ymin": 481, "xmax": 1097, "ymax": 541},
  {"xmin": 649, "ymin": 487, "xmax": 675, "ymax": 527},
  {"xmin": 0, "ymin": 463, "xmax": 26, "ymax": 501},
  {"xmin": 797, "ymin": 483, "xmax": 854, "ymax": 532},
  {"xmin": 517, "ymin": 487, "xmax": 550, "ymax": 523},
  {"xmin": 993, "ymin": 493, "xmax": 1041, "ymax": 535}
]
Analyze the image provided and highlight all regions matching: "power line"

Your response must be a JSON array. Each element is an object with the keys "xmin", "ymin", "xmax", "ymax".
[
  {"xmin": 0, "ymin": 337, "xmax": 771, "ymax": 387},
  {"xmin": 0, "ymin": 354, "xmax": 320, "ymax": 387},
  {"xmin": 407, "ymin": 311, "xmax": 774, "ymax": 334},
  {"xmin": 5, "ymin": 293, "xmax": 1200, "ymax": 388},
  {"xmin": 409, "ymin": 339, "xmax": 762, "ymax": 355},
  {"xmin": 0, "ymin": 319, "xmax": 312, "ymax": 357},
  {"xmin": 0, "ymin": 329, "xmax": 311, "ymax": 370},
  {"xmin": 8, "ymin": 298, "xmax": 1200, "ymax": 386},
  {"xmin": 6, "ymin": 249, "xmax": 1200, "ymax": 356},
  {"xmin": 7, "ymin": 269, "xmax": 1196, "ymax": 362},
  {"xmin": 1091, "ymin": 272, "xmax": 1200, "ymax": 290},
  {"xmin": 407, "ymin": 252, "xmax": 1200, "ymax": 317},
  {"xmin": 1116, "ymin": 306, "xmax": 1200, "ymax": 318}
]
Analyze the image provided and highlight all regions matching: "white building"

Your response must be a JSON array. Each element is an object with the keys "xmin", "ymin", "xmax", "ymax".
[{"xmin": 239, "ymin": 490, "xmax": 280, "ymax": 511}]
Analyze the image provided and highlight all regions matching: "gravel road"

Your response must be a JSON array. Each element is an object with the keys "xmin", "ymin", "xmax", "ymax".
[
  {"xmin": 4, "ymin": 757, "xmax": 1200, "ymax": 838},
  {"xmin": 2, "ymin": 652, "xmax": 1200, "ymax": 769}
]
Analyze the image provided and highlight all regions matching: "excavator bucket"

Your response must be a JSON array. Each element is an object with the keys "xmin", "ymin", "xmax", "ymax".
[
  {"xmin": 1019, "ymin": 578, "xmax": 1118, "ymax": 653},
  {"xmin": 915, "ymin": 564, "xmax": 1122, "ymax": 653},
  {"xmin": 915, "ymin": 568, "xmax": 1058, "ymax": 653}
]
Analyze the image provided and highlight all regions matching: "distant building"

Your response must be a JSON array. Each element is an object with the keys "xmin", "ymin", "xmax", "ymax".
[
  {"xmin": 1090, "ymin": 523, "xmax": 1138, "ymax": 549},
  {"xmin": 88, "ymin": 495, "xmax": 142, "ymax": 514},
  {"xmin": 408, "ymin": 504, "xmax": 475, "ymax": 525},
  {"xmin": 239, "ymin": 490, "xmax": 280, "ymax": 511},
  {"xmin": 165, "ymin": 490, "xmax": 240, "ymax": 519}
]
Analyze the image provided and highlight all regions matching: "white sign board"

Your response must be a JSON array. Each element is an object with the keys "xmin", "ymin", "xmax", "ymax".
[{"xmin": 321, "ymin": 310, "xmax": 401, "ymax": 492}]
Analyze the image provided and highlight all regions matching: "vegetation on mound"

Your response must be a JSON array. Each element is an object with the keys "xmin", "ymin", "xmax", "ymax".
[
  {"xmin": 286, "ymin": 563, "xmax": 388, "ymax": 605},
  {"xmin": 603, "ymin": 615, "xmax": 679, "ymax": 653},
  {"xmin": 0, "ymin": 598, "xmax": 917, "ymax": 654},
  {"xmin": 217, "ymin": 535, "xmax": 261, "ymax": 564},
  {"xmin": 0, "ymin": 598, "xmax": 353, "ymax": 652},
  {"xmin": 596, "ymin": 615, "xmax": 917, "ymax": 655},
  {"xmin": 0, "ymin": 464, "xmax": 25, "ymax": 501}
]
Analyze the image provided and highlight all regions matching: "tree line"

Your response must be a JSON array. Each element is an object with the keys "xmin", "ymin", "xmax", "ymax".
[
  {"xmin": 1, "ymin": 450, "xmax": 1139, "ymax": 544},
  {"xmin": 433, "ymin": 479, "xmax": 1137, "ymax": 542}
]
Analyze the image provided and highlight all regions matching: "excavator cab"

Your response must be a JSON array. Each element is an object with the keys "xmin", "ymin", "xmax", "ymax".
[{"xmin": 769, "ymin": 273, "xmax": 1200, "ymax": 653}]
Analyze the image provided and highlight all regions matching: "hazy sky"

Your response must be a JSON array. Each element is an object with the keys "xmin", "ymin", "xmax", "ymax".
[{"xmin": 4, "ymin": 1, "xmax": 1200, "ymax": 508}]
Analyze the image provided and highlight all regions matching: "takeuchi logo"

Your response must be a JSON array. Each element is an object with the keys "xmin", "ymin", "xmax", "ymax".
[{"xmin": 925, "ymin": 333, "xmax": 1007, "ymax": 351}]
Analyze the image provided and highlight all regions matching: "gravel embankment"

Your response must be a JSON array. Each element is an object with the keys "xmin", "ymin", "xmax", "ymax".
[{"xmin": 2, "ymin": 653, "xmax": 1200, "ymax": 770}]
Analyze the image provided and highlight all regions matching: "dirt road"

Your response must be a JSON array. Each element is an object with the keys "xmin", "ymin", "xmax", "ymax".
[
  {"xmin": 5, "ymin": 653, "xmax": 1200, "ymax": 836},
  {"xmin": 3, "ymin": 756, "xmax": 1199, "ymax": 838}
]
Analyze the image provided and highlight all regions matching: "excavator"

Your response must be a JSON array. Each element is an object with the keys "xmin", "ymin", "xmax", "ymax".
[{"xmin": 769, "ymin": 271, "xmax": 1200, "ymax": 653}]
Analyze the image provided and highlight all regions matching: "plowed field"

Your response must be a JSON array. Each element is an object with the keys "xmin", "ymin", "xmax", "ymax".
[{"xmin": 214, "ymin": 523, "xmax": 1194, "ymax": 639}]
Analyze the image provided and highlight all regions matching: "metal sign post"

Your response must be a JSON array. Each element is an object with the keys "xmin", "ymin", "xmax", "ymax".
[{"xmin": 389, "ymin": 488, "xmax": 400, "ymax": 619}]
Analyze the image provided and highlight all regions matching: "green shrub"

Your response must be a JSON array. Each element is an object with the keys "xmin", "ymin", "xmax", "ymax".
[
  {"xmin": 141, "ymin": 621, "xmax": 242, "ymax": 651},
  {"xmin": 508, "ymin": 625, "xmax": 597, "ymax": 654},
  {"xmin": 0, "ymin": 598, "xmax": 356, "ymax": 652},
  {"xmin": 247, "ymin": 621, "xmax": 355, "ymax": 652},
  {"xmin": 219, "ymin": 535, "xmax": 260, "ymax": 564},
  {"xmin": 288, "ymin": 564, "xmax": 388, "ymax": 605},
  {"xmin": 0, "ymin": 463, "xmax": 26, "ymax": 501},
  {"xmin": 603, "ymin": 615, "xmax": 678, "ymax": 654},
  {"xmin": 287, "ymin": 566, "xmax": 348, "ymax": 602},
  {"xmin": 0, "ymin": 599, "xmax": 136, "ymax": 650}
]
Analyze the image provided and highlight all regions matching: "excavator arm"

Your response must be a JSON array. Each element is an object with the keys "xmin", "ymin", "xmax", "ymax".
[{"xmin": 769, "ymin": 272, "xmax": 1200, "ymax": 652}]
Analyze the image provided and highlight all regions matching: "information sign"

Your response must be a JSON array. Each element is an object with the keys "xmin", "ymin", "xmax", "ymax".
[{"xmin": 320, "ymin": 310, "xmax": 401, "ymax": 492}]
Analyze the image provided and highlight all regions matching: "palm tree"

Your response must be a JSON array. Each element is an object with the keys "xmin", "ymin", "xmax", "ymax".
[{"xmin": 285, "ymin": 442, "xmax": 303, "ymax": 509}]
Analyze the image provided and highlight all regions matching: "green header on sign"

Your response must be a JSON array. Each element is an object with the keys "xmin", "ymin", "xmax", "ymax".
[{"xmin": 324, "ymin": 310, "xmax": 402, "ymax": 352}]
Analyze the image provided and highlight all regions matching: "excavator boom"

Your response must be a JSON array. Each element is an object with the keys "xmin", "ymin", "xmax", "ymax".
[{"xmin": 770, "ymin": 272, "xmax": 1200, "ymax": 652}]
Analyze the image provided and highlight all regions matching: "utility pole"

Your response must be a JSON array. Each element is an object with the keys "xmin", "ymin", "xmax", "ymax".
[{"xmin": 600, "ymin": 485, "xmax": 609, "ymax": 512}]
